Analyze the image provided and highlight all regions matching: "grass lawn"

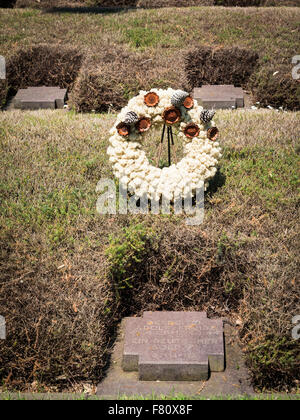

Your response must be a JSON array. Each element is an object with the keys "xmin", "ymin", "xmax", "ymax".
[
  {"xmin": 0, "ymin": 108, "xmax": 299, "ymax": 393},
  {"xmin": 0, "ymin": 6, "xmax": 299, "ymax": 56},
  {"xmin": 0, "ymin": 392, "xmax": 300, "ymax": 400}
]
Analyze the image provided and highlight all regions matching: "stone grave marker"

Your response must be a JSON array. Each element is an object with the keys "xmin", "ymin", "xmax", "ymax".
[
  {"xmin": 14, "ymin": 86, "xmax": 67, "ymax": 110},
  {"xmin": 193, "ymin": 85, "xmax": 244, "ymax": 109},
  {"xmin": 122, "ymin": 311, "xmax": 224, "ymax": 381}
]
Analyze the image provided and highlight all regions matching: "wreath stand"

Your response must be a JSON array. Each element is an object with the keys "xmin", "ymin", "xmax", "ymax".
[{"xmin": 156, "ymin": 124, "xmax": 178, "ymax": 167}]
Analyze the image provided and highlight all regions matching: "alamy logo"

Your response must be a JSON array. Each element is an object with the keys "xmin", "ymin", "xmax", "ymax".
[
  {"xmin": 0, "ymin": 56, "xmax": 5, "ymax": 80},
  {"xmin": 292, "ymin": 55, "xmax": 300, "ymax": 80},
  {"xmin": 96, "ymin": 179, "xmax": 205, "ymax": 226},
  {"xmin": 0, "ymin": 315, "xmax": 5, "ymax": 340},
  {"xmin": 292, "ymin": 315, "xmax": 300, "ymax": 340}
]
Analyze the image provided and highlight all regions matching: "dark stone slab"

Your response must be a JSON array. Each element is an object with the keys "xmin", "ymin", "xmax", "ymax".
[
  {"xmin": 193, "ymin": 85, "xmax": 244, "ymax": 109},
  {"xmin": 14, "ymin": 86, "xmax": 67, "ymax": 110},
  {"xmin": 97, "ymin": 319, "xmax": 254, "ymax": 398},
  {"xmin": 122, "ymin": 312, "xmax": 224, "ymax": 381}
]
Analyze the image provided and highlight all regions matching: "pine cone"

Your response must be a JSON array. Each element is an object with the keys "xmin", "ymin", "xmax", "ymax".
[
  {"xmin": 124, "ymin": 111, "xmax": 139, "ymax": 125},
  {"xmin": 171, "ymin": 90, "xmax": 189, "ymax": 107},
  {"xmin": 200, "ymin": 110, "xmax": 215, "ymax": 124}
]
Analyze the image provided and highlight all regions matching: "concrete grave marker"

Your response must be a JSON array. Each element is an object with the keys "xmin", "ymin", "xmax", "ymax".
[
  {"xmin": 193, "ymin": 85, "xmax": 244, "ymax": 109},
  {"xmin": 122, "ymin": 312, "xmax": 224, "ymax": 381},
  {"xmin": 14, "ymin": 86, "xmax": 67, "ymax": 110}
]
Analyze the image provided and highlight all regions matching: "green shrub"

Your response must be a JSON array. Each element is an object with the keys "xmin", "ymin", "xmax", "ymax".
[
  {"xmin": 106, "ymin": 223, "xmax": 156, "ymax": 296},
  {"xmin": 247, "ymin": 337, "xmax": 300, "ymax": 390}
]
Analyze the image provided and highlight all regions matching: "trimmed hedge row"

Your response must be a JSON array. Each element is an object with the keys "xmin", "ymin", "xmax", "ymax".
[
  {"xmin": 185, "ymin": 46, "xmax": 259, "ymax": 89},
  {"xmin": 68, "ymin": 48, "xmax": 185, "ymax": 112},
  {"xmin": 2, "ymin": 45, "xmax": 82, "ymax": 108},
  {"xmin": 6, "ymin": 45, "xmax": 83, "ymax": 94},
  {"xmin": 249, "ymin": 65, "xmax": 300, "ymax": 111},
  {"xmin": 2, "ymin": 44, "xmax": 299, "ymax": 112}
]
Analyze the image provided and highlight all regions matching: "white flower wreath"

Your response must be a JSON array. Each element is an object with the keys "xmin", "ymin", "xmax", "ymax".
[{"xmin": 107, "ymin": 88, "xmax": 222, "ymax": 201}]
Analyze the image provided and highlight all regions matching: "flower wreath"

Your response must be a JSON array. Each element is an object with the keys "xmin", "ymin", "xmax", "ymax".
[{"xmin": 107, "ymin": 88, "xmax": 222, "ymax": 201}]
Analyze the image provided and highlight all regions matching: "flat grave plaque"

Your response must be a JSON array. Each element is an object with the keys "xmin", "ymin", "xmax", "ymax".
[
  {"xmin": 122, "ymin": 312, "xmax": 224, "ymax": 381},
  {"xmin": 14, "ymin": 86, "xmax": 67, "ymax": 110},
  {"xmin": 193, "ymin": 85, "xmax": 244, "ymax": 109}
]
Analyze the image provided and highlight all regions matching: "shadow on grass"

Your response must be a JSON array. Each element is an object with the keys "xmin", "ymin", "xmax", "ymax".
[
  {"xmin": 44, "ymin": 6, "xmax": 137, "ymax": 14},
  {"xmin": 1, "ymin": 0, "xmax": 16, "ymax": 7},
  {"xmin": 206, "ymin": 167, "xmax": 226, "ymax": 197}
]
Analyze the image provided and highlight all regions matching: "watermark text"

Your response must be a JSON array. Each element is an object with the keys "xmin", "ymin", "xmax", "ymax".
[
  {"xmin": 0, "ymin": 315, "xmax": 6, "ymax": 340},
  {"xmin": 0, "ymin": 56, "xmax": 5, "ymax": 80},
  {"xmin": 292, "ymin": 315, "xmax": 300, "ymax": 340},
  {"xmin": 292, "ymin": 55, "xmax": 300, "ymax": 80},
  {"xmin": 96, "ymin": 179, "xmax": 204, "ymax": 226}
]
